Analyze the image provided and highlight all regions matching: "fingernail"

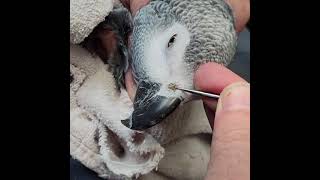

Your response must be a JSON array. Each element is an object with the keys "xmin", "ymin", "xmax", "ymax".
[{"xmin": 216, "ymin": 82, "xmax": 250, "ymax": 115}]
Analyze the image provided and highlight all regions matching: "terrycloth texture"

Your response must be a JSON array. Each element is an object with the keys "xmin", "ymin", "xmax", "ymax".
[
  {"xmin": 71, "ymin": 45, "xmax": 165, "ymax": 179},
  {"xmin": 70, "ymin": 0, "xmax": 213, "ymax": 179},
  {"xmin": 70, "ymin": 44, "xmax": 212, "ymax": 179},
  {"xmin": 70, "ymin": 0, "xmax": 114, "ymax": 44}
]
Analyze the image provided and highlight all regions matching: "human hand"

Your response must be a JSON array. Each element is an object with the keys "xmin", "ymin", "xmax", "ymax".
[
  {"xmin": 120, "ymin": 0, "xmax": 249, "ymax": 32},
  {"xmin": 225, "ymin": 0, "xmax": 250, "ymax": 33},
  {"xmin": 119, "ymin": 0, "xmax": 150, "ymax": 16},
  {"xmin": 194, "ymin": 62, "xmax": 250, "ymax": 180}
]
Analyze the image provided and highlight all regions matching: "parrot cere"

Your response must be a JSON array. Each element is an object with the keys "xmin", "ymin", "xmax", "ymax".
[{"xmin": 122, "ymin": 0, "xmax": 237, "ymax": 130}]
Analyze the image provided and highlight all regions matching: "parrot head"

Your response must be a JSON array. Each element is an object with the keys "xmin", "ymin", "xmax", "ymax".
[{"xmin": 122, "ymin": 0, "xmax": 237, "ymax": 130}]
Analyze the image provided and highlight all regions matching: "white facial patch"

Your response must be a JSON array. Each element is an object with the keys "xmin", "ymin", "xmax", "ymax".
[{"xmin": 143, "ymin": 23, "xmax": 193, "ymax": 97}]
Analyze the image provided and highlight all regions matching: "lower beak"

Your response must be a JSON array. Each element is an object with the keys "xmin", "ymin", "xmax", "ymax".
[{"xmin": 121, "ymin": 81, "xmax": 181, "ymax": 130}]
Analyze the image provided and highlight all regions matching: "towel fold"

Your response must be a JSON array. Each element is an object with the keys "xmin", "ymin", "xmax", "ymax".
[{"xmin": 71, "ymin": 44, "xmax": 166, "ymax": 179}]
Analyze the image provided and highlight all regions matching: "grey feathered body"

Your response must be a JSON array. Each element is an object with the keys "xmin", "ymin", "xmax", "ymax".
[{"xmin": 131, "ymin": 0, "xmax": 237, "ymax": 82}]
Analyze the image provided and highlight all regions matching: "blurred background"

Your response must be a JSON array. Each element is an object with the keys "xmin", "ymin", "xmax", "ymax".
[{"xmin": 228, "ymin": 28, "xmax": 250, "ymax": 82}]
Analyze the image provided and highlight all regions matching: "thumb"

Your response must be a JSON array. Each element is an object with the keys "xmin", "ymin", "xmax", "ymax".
[
  {"xmin": 215, "ymin": 82, "xmax": 250, "ymax": 118},
  {"xmin": 206, "ymin": 82, "xmax": 250, "ymax": 180}
]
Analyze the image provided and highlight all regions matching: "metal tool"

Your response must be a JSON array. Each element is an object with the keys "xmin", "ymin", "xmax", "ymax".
[{"xmin": 176, "ymin": 87, "xmax": 220, "ymax": 99}]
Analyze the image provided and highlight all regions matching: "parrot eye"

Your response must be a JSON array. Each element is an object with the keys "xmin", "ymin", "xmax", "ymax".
[{"xmin": 167, "ymin": 34, "xmax": 177, "ymax": 48}]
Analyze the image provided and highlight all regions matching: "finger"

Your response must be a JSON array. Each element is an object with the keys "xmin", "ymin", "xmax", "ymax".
[
  {"xmin": 125, "ymin": 68, "xmax": 137, "ymax": 102},
  {"xmin": 225, "ymin": 0, "xmax": 250, "ymax": 33},
  {"xmin": 194, "ymin": 62, "xmax": 245, "ymax": 94},
  {"xmin": 205, "ymin": 82, "xmax": 250, "ymax": 180},
  {"xmin": 130, "ymin": 0, "xmax": 150, "ymax": 16}
]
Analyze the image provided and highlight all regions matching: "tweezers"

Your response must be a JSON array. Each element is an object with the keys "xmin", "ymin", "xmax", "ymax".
[{"xmin": 176, "ymin": 87, "xmax": 220, "ymax": 99}]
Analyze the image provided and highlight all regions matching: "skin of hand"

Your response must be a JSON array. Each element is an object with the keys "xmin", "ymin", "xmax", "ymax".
[
  {"xmin": 225, "ymin": 0, "xmax": 250, "ymax": 33},
  {"xmin": 119, "ymin": 0, "xmax": 250, "ymax": 32},
  {"xmin": 194, "ymin": 62, "xmax": 250, "ymax": 180},
  {"xmin": 119, "ymin": 0, "xmax": 149, "ymax": 16}
]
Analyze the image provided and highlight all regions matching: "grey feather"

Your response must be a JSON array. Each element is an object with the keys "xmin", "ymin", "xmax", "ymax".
[{"xmin": 131, "ymin": 0, "xmax": 237, "ymax": 82}]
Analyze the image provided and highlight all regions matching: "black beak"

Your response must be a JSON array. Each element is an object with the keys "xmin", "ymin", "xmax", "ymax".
[{"xmin": 121, "ymin": 81, "xmax": 181, "ymax": 130}]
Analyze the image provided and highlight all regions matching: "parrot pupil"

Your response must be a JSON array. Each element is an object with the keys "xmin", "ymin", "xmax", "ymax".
[{"xmin": 167, "ymin": 34, "xmax": 177, "ymax": 48}]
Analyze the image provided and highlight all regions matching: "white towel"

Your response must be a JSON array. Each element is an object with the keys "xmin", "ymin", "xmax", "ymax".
[{"xmin": 70, "ymin": 0, "xmax": 114, "ymax": 44}]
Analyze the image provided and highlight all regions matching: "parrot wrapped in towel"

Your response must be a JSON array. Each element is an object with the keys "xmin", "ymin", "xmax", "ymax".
[{"xmin": 77, "ymin": 0, "xmax": 237, "ymax": 179}]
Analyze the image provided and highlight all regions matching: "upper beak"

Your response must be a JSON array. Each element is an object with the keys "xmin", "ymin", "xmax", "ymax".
[{"xmin": 121, "ymin": 81, "xmax": 181, "ymax": 130}]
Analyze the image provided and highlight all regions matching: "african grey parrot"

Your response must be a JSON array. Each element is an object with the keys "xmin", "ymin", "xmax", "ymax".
[
  {"xmin": 82, "ymin": 0, "xmax": 237, "ymax": 131},
  {"xmin": 122, "ymin": 0, "xmax": 237, "ymax": 130}
]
